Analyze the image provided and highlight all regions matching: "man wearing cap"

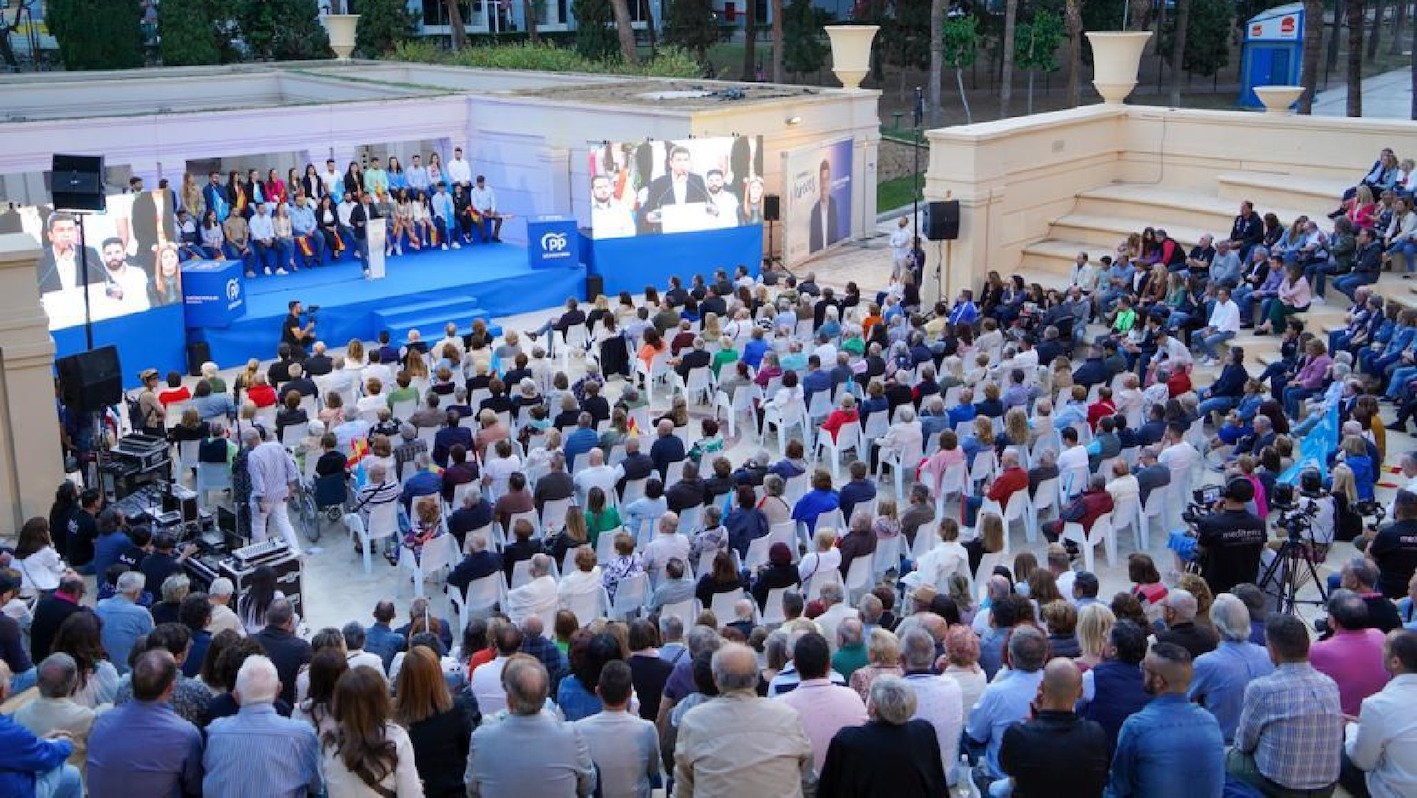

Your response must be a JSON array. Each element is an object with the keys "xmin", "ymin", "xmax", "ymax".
[{"xmin": 1194, "ymin": 478, "xmax": 1267, "ymax": 596}]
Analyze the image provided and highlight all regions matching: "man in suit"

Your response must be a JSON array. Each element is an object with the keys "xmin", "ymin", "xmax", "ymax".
[
  {"xmin": 642, "ymin": 145, "xmax": 709, "ymax": 229},
  {"xmin": 1134, "ymin": 445, "xmax": 1172, "ymax": 508},
  {"xmin": 614, "ymin": 436, "xmax": 656, "ymax": 496},
  {"xmin": 808, "ymin": 159, "xmax": 841, "ymax": 254},
  {"xmin": 37, "ymin": 212, "xmax": 103, "ymax": 295},
  {"xmin": 672, "ymin": 337, "xmax": 712, "ymax": 381},
  {"xmin": 650, "ymin": 420, "xmax": 686, "ymax": 481},
  {"xmin": 432, "ymin": 410, "xmax": 474, "ymax": 468},
  {"xmin": 251, "ymin": 599, "xmax": 311, "ymax": 706}
]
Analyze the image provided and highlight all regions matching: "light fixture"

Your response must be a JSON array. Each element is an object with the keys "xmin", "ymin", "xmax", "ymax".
[{"xmin": 785, "ymin": 115, "xmax": 803, "ymax": 126}]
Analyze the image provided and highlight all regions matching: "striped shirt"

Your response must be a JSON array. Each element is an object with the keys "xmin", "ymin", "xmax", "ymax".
[
  {"xmin": 1235, "ymin": 662, "xmax": 1343, "ymax": 790},
  {"xmin": 203, "ymin": 703, "xmax": 322, "ymax": 798}
]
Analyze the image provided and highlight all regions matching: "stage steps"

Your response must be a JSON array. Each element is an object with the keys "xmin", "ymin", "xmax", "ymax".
[{"xmin": 372, "ymin": 296, "xmax": 503, "ymax": 343}]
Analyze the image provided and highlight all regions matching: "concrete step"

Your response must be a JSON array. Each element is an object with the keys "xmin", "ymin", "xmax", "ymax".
[
  {"xmin": 1018, "ymin": 239, "xmax": 1085, "ymax": 277},
  {"xmin": 1215, "ymin": 172, "xmax": 1351, "ymax": 218},
  {"xmin": 1073, "ymin": 184, "xmax": 1319, "ymax": 241},
  {"xmin": 1048, "ymin": 213, "xmax": 1214, "ymax": 250}
]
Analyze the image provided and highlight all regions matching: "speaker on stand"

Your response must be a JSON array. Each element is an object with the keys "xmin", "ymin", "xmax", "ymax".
[
  {"xmin": 762, "ymin": 194, "xmax": 781, "ymax": 273},
  {"xmin": 922, "ymin": 199, "xmax": 961, "ymax": 305},
  {"xmin": 51, "ymin": 154, "xmax": 108, "ymax": 351}
]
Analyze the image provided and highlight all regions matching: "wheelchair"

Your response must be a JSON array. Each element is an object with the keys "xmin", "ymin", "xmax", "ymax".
[{"xmin": 292, "ymin": 472, "xmax": 352, "ymax": 544}]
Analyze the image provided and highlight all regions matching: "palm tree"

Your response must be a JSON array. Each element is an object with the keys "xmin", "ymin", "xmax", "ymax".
[
  {"xmin": 444, "ymin": 0, "xmax": 468, "ymax": 49},
  {"xmin": 523, "ymin": 0, "xmax": 540, "ymax": 42},
  {"xmin": 1000, "ymin": 0, "xmax": 1018, "ymax": 117},
  {"xmin": 771, "ymin": 0, "xmax": 784, "ymax": 82},
  {"xmin": 611, "ymin": 0, "xmax": 638, "ymax": 63},
  {"xmin": 1065, "ymin": 0, "xmax": 1082, "ymax": 107},
  {"xmin": 929, "ymin": 0, "xmax": 944, "ymax": 125},
  {"xmin": 1168, "ymin": 0, "xmax": 1189, "ymax": 107},
  {"xmin": 1347, "ymin": 0, "xmax": 1365, "ymax": 116},
  {"xmin": 742, "ymin": 0, "xmax": 757, "ymax": 80},
  {"xmin": 1297, "ymin": 0, "xmax": 1323, "ymax": 113}
]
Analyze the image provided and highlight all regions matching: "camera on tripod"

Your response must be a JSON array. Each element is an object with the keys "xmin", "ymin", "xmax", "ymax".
[
  {"xmin": 1180, "ymin": 485, "xmax": 1223, "ymax": 525},
  {"xmin": 1268, "ymin": 483, "xmax": 1318, "ymax": 543}
]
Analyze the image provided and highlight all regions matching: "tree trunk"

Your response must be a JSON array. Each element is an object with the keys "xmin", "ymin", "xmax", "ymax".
[
  {"xmin": 1367, "ymin": 0, "xmax": 1384, "ymax": 60},
  {"xmin": 1065, "ymin": 0, "xmax": 1082, "ymax": 107},
  {"xmin": 1348, "ymin": 0, "xmax": 1365, "ymax": 115},
  {"xmin": 929, "ymin": 0, "xmax": 944, "ymax": 125},
  {"xmin": 1169, "ymin": 0, "xmax": 1190, "ymax": 107},
  {"xmin": 1000, "ymin": 0, "xmax": 1017, "ymax": 117},
  {"xmin": 644, "ymin": 0, "xmax": 656, "ymax": 52},
  {"xmin": 1299, "ymin": 0, "xmax": 1324, "ymax": 113},
  {"xmin": 956, "ymin": 66, "xmax": 973, "ymax": 123},
  {"xmin": 771, "ymin": 0, "xmax": 783, "ymax": 82},
  {"xmin": 523, "ymin": 0, "xmax": 540, "ymax": 41},
  {"xmin": 1411, "ymin": 5, "xmax": 1417, "ymax": 119},
  {"xmin": 610, "ymin": 0, "xmax": 638, "ymax": 63},
  {"xmin": 1391, "ymin": 0, "xmax": 1407, "ymax": 55},
  {"xmin": 1127, "ymin": 0, "xmax": 1150, "ymax": 30},
  {"xmin": 444, "ymin": 0, "xmax": 468, "ymax": 49},
  {"xmin": 742, "ymin": 0, "xmax": 757, "ymax": 80}
]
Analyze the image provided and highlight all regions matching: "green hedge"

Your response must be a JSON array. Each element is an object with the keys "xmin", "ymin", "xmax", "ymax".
[{"xmin": 390, "ymin": 39, "xmax": 703, "ymax": 77}]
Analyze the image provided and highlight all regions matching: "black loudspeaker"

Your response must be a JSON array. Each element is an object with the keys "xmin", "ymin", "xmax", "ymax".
[
  {"xmin": 763, "ymin": 194, "xmax": 781, "ymax": 222},
  {"xmin": 56, "ymin": 345, "xmax": 123, "ymax": 413},
  {"xmin": 586, "ymin": 274, "xmax": 604, "ymax": 302},
  {"xmin": 923, "ymin": 200, "xmax": 961, "ymax": 241},
  {"xmin": 186, "ymin": 341, "xmax": 211, "ymax": 377},
  {"xmin": 51, "ymin": 154, "xmax": 107, "ymax": 213}
]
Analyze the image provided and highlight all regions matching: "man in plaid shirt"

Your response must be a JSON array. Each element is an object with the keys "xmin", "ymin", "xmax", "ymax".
[
  {"xmin": 1228, "ymin": 613, "xmax": 1343, "ymax": 795},
  {"xmin": 393, "ymin": 423, "xmax": 427, "ymax": 481}
]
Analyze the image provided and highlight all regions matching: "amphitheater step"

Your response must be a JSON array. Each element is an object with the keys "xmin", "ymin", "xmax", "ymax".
[
  {"xmin": 1073, "ymin": 184, "xmax": 1318, "ymax": 241},
  {"xmin": 1048, "ymin": 213, "xmax": 1215, "ymax": 250},
  {"xmin": 372, "ymin": 296, "xmax": 502, "ymax": 342},
  {"xmin": 1215, "ymin": 172, "xmax": 1351, "ymax": 218}
]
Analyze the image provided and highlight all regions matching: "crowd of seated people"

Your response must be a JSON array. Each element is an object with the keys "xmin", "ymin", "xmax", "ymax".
[
  {"xmin": 22, "ymin": 198, "xmax": 1417, "ymax": 797},
  {"xmin": 166, "ymin": 147, "xmax": 504, "ymax": 278}
]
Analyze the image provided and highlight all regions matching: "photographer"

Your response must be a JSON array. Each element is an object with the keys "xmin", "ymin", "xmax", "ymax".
[
  {"xmin": 280, "ymin": 300, "xmax": 316, "ymax": 357},
  {"xmin": 1368, "ymin": 489, "xmax": 1417, "ymax": 599},
  {"xmin": 1193, "ymin": 478, "xmax": 1268, "ymax": 596}
]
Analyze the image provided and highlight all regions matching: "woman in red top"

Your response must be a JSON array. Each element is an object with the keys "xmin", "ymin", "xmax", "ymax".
[
  {"xmin": 1345, "ymin": 184, "xmax": 1378, "ymax": 230},
  {"xmin": 246, "ymin": 373, "xmax": 278, "ymax": 408},
  {"xmin": 1128, "ymin": 552, "xmax": 1168, "ymax": 629},
  {"xmin": 156, "ymin": 371, "xmax": 192, "ymax": 406},
  {"xmin": 820, "ymin": 394, "xmax": 860, "ymax": 443}
]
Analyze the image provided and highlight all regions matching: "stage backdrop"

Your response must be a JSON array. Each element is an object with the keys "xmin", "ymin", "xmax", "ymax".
[
  {"xmin": 586, "ymin": 136, "xmax": 766, "ymax": 239},
  {"xmin": 782, "ymin": 137, "xmax": 853, "ymax": 267}
]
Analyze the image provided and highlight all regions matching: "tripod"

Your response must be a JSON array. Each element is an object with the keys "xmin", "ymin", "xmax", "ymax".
[{"xmin": 1257, "ymin": 535, "xmax": 1328, "ymax": 615}]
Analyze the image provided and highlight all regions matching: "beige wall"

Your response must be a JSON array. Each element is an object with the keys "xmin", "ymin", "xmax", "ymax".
[
  {"xmin": 0, "ymin": 235, "xmax": 64, "ymax": 528},
  {"xmin": 924, "ymin": 103, "xmax": 1417, "ymax": 297}
]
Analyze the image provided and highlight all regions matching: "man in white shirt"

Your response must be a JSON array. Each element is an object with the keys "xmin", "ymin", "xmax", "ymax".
[
  {"xmin": 244, "ymin": 428, "xmax": 303, "ymax": 555},
  {"xmin": 97, "ymin": 237, "xmax": 151, "ymax": 315},
  {"xmin": 889, "ymin": 216, "xmax": 913, "ymax": 277},
  {"xmin": 1342, "ymin": 629, "xmax": 1417, "ymax": 798},
  {"xmin": 1149, "ymin": 328, "xmax": 1193, "ymax": 372},
  {"xmin": 247, "ymin": 203, "xmax": 279, "ymax": 275},
  {"xmin": 1196, "ymin": 287, "xmax": 1241, "ymax": 366},
  {"xmin": 573, "ymin": 448, "xmax": 618, "ymax": 507},
  {"xmin": 641, "ymin": 513, "xmax": 690, "ymax": 584},
  {"xmin": 469, "ymin": 175, "xmax": 502, "ymax": 243},
  {"xmin": 335, "ymin": 191, "xmax": 357, "ymax": 251},
  {"xmin": 1057, "ymin": 427, "xmax": 1090, "ymax": 491},
  {"xmin": 1158, "ymin": 423, "xmax": 1200, "ymax": 479},
  {"xmin": 446, "ymin": 146, "xmax": 473, "ymax": 188},
  {"xmin": 469, "ymin": 623, "xmax": 523, "ymax": 717},
  {"xmin": 320, "ymin": 159, "xmax": 342, "ymax": 196},
  {"xmin": 589, "ymin": 175, "xmax": 636, "ymax": 239},
  {"xmin": 900, "ymin": 628, "xmax": 964, "ymax": 785},
  {"xmin": 405, "ymin": 154, "xmax": 431, "ymax": 198},
  {"xmin": 814, "ymin": 582, "xmax": 860, "ymax": 652},
  {"xmin": 705, "ymin": 170, "xmax": 740, "ymax": 230},
  {"xmin": 505, "ymin": 554, "xmax": 558, "ymax": 625}
]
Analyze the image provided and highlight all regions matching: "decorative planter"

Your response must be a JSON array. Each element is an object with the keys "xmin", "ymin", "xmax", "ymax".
[
  {"xmin": 1085, "ymin": 31, "xmax": 1151, "ymax": 104},
  {"xmin": 824, "ymin": 25, "xmax": 880, "ymax": 91},
  {"xmin": 321, "ymin": 14, "xmax": 360, "ymax": 60},
  {"xmin": 1253, "ymin": 85, "xmax": 1305, "ymax": 114}
]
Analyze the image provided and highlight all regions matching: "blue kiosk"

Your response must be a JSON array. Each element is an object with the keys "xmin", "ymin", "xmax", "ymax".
[{"xmin": 1239, "ymin": 3, "xmax": 1305, "ymax": 109}]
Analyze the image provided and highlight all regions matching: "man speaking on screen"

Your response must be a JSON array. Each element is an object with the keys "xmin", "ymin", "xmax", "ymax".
[
  {"xmin": 591, "ymin": 175, "xmax": 636, "ymax": 239},
  {"xmin": 809, "ymin": 159, "xmax": 841, "ymax": 254},
  {"xmin": 642, "ymin": 145, "xmax": 709, "ymax": 229}
]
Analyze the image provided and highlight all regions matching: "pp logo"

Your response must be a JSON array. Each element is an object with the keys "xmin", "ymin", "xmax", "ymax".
[
  {"xmin": 541, "ymin": 232, "xmax": 568, "ymax": 253},
  {"xmin": 225, "ymin": 278, "xmax": 241, "ymax": 302}
]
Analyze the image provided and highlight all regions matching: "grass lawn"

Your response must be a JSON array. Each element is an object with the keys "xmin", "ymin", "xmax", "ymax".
[{"xmin": 878, "ymin": 174, "xmax": 920, "ymax": 213}]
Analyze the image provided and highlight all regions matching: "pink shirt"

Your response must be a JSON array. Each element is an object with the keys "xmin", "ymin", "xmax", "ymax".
[
  {"xmin": 776, "ymin": 678, "xmax": 868, "ymax": 773},
  {"xmin": 1310, "ymin": 628, "xmax": 1391, "ymax": 715}
]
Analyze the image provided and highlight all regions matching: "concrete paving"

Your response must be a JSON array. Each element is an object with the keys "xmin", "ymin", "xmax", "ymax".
[{"xmin": 1313, "ymin": 67, "xmax": 1415, "ymax": 119}]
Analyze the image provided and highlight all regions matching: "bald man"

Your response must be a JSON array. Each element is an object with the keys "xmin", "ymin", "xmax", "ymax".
[
  {"xmin": 1108, "ymin": 642, "xmax": 1225, "ymax": 798},
  {"xmin": 998, "ymin": 658, "xmax": 1109, "ymax": 796}
]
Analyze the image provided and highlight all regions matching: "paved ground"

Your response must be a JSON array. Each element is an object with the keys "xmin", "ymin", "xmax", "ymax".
[{"xmin": 1313, "ymin": 68, "xmax": 1414, "ymax": 119}]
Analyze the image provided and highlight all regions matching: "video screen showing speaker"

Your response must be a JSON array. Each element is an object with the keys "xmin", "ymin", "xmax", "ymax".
[
  {"xmin": 8, "ymin": 184, "xmax": 183, "ymax": 331},
  {"xmin": 781, "ymin": 137, "xmax": 854, "ymax": 266},
  {"xmin": 586, "ymin": 136, "xmax": 766, "ymax": 239}
]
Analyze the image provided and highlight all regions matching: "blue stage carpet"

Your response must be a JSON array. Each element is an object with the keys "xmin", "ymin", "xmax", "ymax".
[{"xmin": 199, "ymin": 245, "xmax": 585, "ymax": 365}]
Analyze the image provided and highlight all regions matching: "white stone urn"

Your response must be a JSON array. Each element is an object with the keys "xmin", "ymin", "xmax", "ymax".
[
  {"xmin": 1253, "ymin": 85, "xmax": 1305, "ymax": 114},
  {"xmin": 824, "ymin": 25, "xmax": 880, "ymax": 90},
  {"xmin": 322, "ymin": 14, "xmax": 360, "ymax": 60},
  {"xmin": 1085, "ymin": 31, "xmax": 1152, "ymax": 104}
]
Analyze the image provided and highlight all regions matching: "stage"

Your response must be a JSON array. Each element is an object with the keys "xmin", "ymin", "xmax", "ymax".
[{"xmin": 50, "ymin": 244, "xmax": 587, "ymax": 376}]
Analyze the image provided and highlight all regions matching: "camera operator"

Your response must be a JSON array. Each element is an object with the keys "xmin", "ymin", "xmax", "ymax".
[
  {"xmin": 1193, "ymin": 478, "xmax": 1268, "ymax": 596},
  {"xmin": 1368, "ymin": 489, "xmax": 1417, "ymax": 600},
  {"xmin": 281, "ymin": 300, "xmax": 316, "ymax": 357}
]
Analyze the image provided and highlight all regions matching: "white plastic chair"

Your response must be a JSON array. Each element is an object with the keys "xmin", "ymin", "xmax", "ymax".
[
  {"xmin": 562, "ymin": 587, "xmax": 609, "ymax": 627},
  {"xmin": 1062, "ymin": 512, "xmax": 1116, "ymax": 572},
  {"xmin": 349, "ymin": 501, "xmax": 400, "ymax": 574},
  {"xmin": 972, "ymin": 550, "xmax": 1007, "ymax": 593},
  {"xmin": 877, "ymin": 438, "xmax": 923, "ymax": 500},
  {"xmin": 399, "ymin": 533, "xmax": 458, "ymax": 598},
  {"xmin": 872, "ymin": 535, "xmax": 904, "ymax": 579},
  {"xmin": 682, "ymin": 366, "xmax": 715, "ymax": 406},
  {"xmin": 540, "ymin": 497, "xmax": 575, "ymax": 535},
  {"xmin": 761, "ymin": 587, "xmax": 791, "ymax": 625},
  {"xmin": 1137, "ymin": 490, "xmax": 1167, "ymax": 551},
  {"xmin": 980, "ymin": 490, "xmax": 1030, "ymax": 555},
  {"xmin": 462, "ymin": 572, "xmax": 508, "ymax": 620},
  {"xmin": 610, "ymin": 572, "xmax": 650, "ymax": 619},
  {"xmin": 1030, "ymin": 477, "xmax": 1060, "ymax": 540},
  {"xmin": 744, "ymin": 535, "xmax": 773, "ymax": 571},
  {"xmin": 763, "ymin": 401, "xmax": 809, "ymax": 454},
  {"xmin": 969, "ymin": 449, "xmax": 998, "ymax": 489},
  {"xmin": 714, "ymin": 386, "xmax": 759, "ymax": 440},
  {"xmin": 195, "ymin": 462, "xmax": 232, "ymax": 509},
  {"xmin": 1110, "ymin": 494, "xmax": 1141, "ymax": 554},
  {"xmin": 815, "ymin": 420, "xmax": 861, "ymax": 483},
  {"xmin": 843, "ymin": 556, "xmax": 874, "ymax": 602},
  {"xmin": 659, "ymin": 597, "xmax": 699, "ymax": 631},
  {"xmin": 709, "ymin": 588, "xmax": 746, "ymax": 623}
]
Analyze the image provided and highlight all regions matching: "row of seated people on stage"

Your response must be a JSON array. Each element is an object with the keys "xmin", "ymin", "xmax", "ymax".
[{"xmin": 27, "ymin": 244, "xmax": 1417, "ymax": 796}]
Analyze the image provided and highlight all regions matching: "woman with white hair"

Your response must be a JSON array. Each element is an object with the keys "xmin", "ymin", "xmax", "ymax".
[{"xmin": 873, "ymin": 403, "xmax": 922, "ymax": 472}]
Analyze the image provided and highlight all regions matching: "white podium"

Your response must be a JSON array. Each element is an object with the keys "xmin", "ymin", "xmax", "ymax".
[{"xmin": 367, "ymin": 221, "xmax": 387, "ymax": 280}]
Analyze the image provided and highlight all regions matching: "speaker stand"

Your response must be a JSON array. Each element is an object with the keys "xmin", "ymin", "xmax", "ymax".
[
  {"xmin": 78, "ymin": 215, "xmax": 95, "ymax": 351},
  {"xmin": 762, "ymin": 219, "xmax": 781, "ymax": 268}
]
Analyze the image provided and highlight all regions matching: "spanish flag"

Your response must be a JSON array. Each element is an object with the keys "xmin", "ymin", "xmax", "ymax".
[
  {"xmin": 296, "ymin": 235, "xmax": 314, "ymax": 258},
  {"xmin": 346, "ymin": 436, "xmax": 369, "ymax": 468}
]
